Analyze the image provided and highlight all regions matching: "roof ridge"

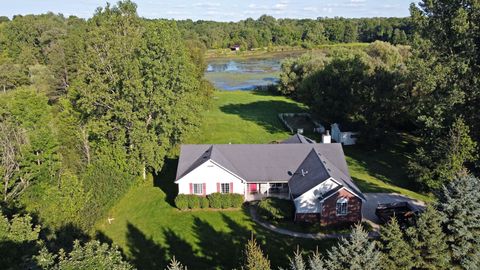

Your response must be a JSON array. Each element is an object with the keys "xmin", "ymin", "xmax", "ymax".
[{"xmin": 210, "ymin": 145, "xmax": 244, "ymax": 179}]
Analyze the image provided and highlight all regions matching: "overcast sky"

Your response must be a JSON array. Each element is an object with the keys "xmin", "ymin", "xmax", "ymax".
[{"xmin": 1, "ymin": 0, "xmax": 414, "ymax": 21}]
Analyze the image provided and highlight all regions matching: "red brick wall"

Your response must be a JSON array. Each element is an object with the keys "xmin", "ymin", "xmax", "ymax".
[
  {"xmin": 295, "ymin": 213, "xmax": 320, "ymax": 223},
  {"xmin": 320, "ymin": 188, "xmax": 362, "ymax": 226}
]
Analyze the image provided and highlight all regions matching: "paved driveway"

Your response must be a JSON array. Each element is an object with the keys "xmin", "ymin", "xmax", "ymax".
[{"xmin": 362, "ymin": 193, "xmax": 426, "ymax": 229}]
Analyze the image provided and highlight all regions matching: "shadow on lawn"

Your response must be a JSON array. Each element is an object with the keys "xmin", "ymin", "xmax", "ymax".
[
  {"xmin": 220, "ymin": 100, "xmax": 305, "ymax": 134},
  {"xmin": 343, "ymin": 133, "xmax": 422, "ymax": 192},
  {"xmin": 127, "ymin": 223, "xmax": 168, "ymax": 269},
  {"xmin": 154, "ymin": 157, "xmax": 179, "ymax": 207}
]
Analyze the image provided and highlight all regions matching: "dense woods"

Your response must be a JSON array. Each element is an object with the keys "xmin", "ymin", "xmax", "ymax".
[
  {"xmin": 177, "ymin": 17, "xmax": 412, "ymax": 49},
  {"xmin": 1, "ymin": 0, "xmax": 480, "ymax": 269},
  {"xmin": 277, "ymin": 1, "xmax": 479, "ymax": 191},
  {"xmin": 0, "ymin": 1, "xmax": 212, "ymax": 267}
]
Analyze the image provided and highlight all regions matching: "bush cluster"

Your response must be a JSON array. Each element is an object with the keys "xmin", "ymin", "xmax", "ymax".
[
  {"xmin": 174, "ymin": 193, "xmax": 244, "ymax": 210},
  {"xmin": 257, "ymin": 198, "xmax": 294, "ymax": 220}
]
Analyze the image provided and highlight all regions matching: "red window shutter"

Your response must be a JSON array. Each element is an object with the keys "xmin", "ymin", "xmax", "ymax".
[
  {"xmin": 203, "ymin": 183, "xmax": 206, "ymax": 196},
  {"xmin": 230, "ymin": 182, "xmax": 233, "ymax": 193},
  {"xmin": 217, "ymin": 183, "xmax": 220, "ymax": 193},
  {"xmin": 189, "ymin": 183, "xmax": 193, "ymax": 194}
]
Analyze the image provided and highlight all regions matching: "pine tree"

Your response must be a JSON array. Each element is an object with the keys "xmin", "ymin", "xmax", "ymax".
[
  {"xmin": 287, "ymin": 248, "xmax": 306, "ymax": 270},
  {"xmin": 379, "ymin": 217, "xmax": 415, "ymax": 270},
  {"xmin": 307, "ymin": 250, "xmax": 326, "ymax": 270},
  {"xmin": 407, "ymin": 205, "xmax": 451, "ymax": 269},
  {"xmin": 166, "ymin": 256, "xmax": 187, "ymax": 270},
  {"xmin": 436, "ymin": 175, "xmax": 480, "ymax": 269},
  {"xmin": 324, "ymin": 224, "xmax": 381, "ymax": 270},
  {"xmin": 242, "ymin": 236, "xmax": 271, "ymax": 270},
  {"xmin": 35, "ymin": 240, "xmax": 133, "ymax": 270}
]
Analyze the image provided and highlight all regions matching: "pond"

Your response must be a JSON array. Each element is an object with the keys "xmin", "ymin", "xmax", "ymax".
[{"xmin": 205, "ymin": 52, "xmax": 302, "ymax": 91}]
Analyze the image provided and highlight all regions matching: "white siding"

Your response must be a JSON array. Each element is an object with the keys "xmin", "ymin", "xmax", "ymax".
[
  {"xmin": 293, "ymin": 178, "xmax": 339, "ymax": 213},
  {"xmin": 176, "ymin": 160, "xmax": 245, "ymax": 195}
]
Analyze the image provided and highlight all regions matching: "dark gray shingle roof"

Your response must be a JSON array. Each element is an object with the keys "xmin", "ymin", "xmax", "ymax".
[{"xmin": 175, "ymin": 143, "xmax": 364, "ymax": 200}]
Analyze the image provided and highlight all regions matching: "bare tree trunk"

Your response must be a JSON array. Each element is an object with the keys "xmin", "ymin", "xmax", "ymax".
[
  {"xmin": 80, "ymin": 126, "xmax": 91, "ymax": 165},
  {"xmin": 0, "ymin": 121, "xmax": 26, "ymax": 202}
]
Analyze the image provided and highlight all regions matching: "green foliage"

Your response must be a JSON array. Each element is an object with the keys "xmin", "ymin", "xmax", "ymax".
[
  {"xmin": 0, "ymin": 210, "xmax": 41, "ymax": 268},
  {"xmin": 409, "ymin": 118, "xmax": 477, "ymax": 189},
  {"xmin": 283, "ymin": 41, "xmax": 409, "ymax": 146},
  {"xmin": 79, "ymin": 145, "xmax": 135, "ymax": 230},
  {"xmin": 257, "ymin": 198, "xmax": 294, "ymax": 221},
  {"xmin": 284, "ymin": 249, "xmax": 326, "ymax": 270},
  {"xmin": 324, "ymin": 224, "xmax": 381, "ymax": 270},
  {"xmin": 436, "ymin": 175, "xmax": 480, "ymax": 269},
  {"xmin": 242, "ymin": 236, "xmax": 271, "ymax": 270},
  {"xmin": 278, "ymin": 53, "xmax": 327, "ymax": 96},
  {"xmin": 379, "ymin": 218, "xmax": 415, "ymax": 270},
  {"xmin": 175, "ymin": 193, "xmax": 243, "ymax": 210},
  {"xmin": 199, "ymin": 196, "xmax": 209, "ymax": 209},
  {"xmin": 230, "ymin": 194, "xmax": 244, "ymax": 208},
  {"xmin": 35, "ymin": 240, "xmax": 134, "ymax": 270},
  {"xmin": 407, "ymin": 0, "xmax": 480, "ymax": 189},
  {"xmin": 406, "ymin": 205, "xmax": 451, "ymax": 269},
  {"xmin": 166, "ymin": 257, "xmax": 187, "ymax": 270},
  {"xmin": 174, "ymin": 194, "xmax": 189, "ymax": 210},
  {"xmin": 177, "ymin": 17, "xmax": 412, "ymax": 50},
  {"xmin": 187, "ymin": 195, "xmax": 200, "ymax": 209},
  {"xmin": 207, "ymin": 193, "xmax": 223, "ymax": 209},
  {"xmin": 0, "ymin": 88, "xmax": 60, "ymax": 202}
]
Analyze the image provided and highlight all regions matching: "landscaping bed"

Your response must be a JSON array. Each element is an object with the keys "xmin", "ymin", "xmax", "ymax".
[{"xmin": 252, "ymin": 198, "xmax": 371, "ymax": 235}]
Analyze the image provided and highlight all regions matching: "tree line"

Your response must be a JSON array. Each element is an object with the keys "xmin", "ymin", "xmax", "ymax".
[
  {"xmin": 0, "ymin": 0, "xmax": 213, "ymax": 263},
  {"xmin": 176, "ymin": 16, "xmax": 412, "ymax": 50},
  {"xmin": 276, "ymin": 0, "xmax": 479, "ymax": 191}
]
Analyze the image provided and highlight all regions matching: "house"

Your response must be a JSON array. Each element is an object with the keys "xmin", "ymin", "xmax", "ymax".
[{"xmin": 175, "ymin": 134, "xmax": 365, "ymax": 225}]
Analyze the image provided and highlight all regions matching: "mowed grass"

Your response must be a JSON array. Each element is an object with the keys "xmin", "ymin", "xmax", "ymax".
[
  {"xmin": 96, "ymin": 159, "xmax": 332, "ymax": 270},
  {"xmin": 97, "ymin": 90, "xmax": 430, "ymax": 269},
  {"xmin": 184, "ymin": 91, "xmax": 306, "ymax": 144}
]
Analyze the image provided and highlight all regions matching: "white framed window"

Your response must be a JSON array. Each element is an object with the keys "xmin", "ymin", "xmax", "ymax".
[
  {"xmin": 336, "ymin": 197, "xmax": 348, "ymax": 216},
  {"xmin": 221, "ymin": 183, "xmax": 230, "ymax": 193},
  {"xmin": 193, "ymin": 183, "xmax": 204, "ymax": 195}
]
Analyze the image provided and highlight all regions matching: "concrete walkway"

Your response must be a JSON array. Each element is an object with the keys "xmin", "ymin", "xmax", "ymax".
[
  {"xmin": 249, "ymin": 206, "xmax": 353, "ymax": 240},
  {"xmin": 248, "ymin": 192, "xmax": 425, "ymax": 239}
]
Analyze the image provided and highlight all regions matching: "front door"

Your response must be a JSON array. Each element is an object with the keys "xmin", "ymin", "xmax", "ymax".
[{"xmin": 249, "ymin": 183, "xmax": 258, "ymax": 194}]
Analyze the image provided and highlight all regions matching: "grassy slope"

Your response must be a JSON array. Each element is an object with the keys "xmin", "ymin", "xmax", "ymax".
[{"xmin": 97, "ymin": 90, "xmax": 429, "ymax": 269}]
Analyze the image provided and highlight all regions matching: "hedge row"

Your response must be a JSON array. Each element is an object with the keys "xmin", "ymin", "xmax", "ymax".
[{"xmin": 174, "ymin": 193, "xmax": 244, "ymax": 210}]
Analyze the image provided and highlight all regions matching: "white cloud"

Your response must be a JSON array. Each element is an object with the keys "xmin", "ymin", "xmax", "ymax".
[
  {"xmin": 193, "ymin": 2, "xmax": 221, "ymax": 7},
  {"xmin": 273, "ymin": 3, "xmax": 288, "ymax": 10}
]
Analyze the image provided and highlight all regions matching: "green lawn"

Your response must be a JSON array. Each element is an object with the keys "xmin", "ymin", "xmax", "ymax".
[{"xmin": 97, "ymin": 90, "xmax": 430, "ymax": 269}]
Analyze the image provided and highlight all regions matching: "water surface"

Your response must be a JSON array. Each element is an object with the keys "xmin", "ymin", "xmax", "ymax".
[{"xmin": 205, "ymin": 53, "xmax": 301, "ymax": 90}]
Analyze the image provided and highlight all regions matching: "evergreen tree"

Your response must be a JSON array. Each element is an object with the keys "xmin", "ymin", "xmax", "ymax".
[
  {"xmin": 324, "ymin": 224, "xmax": 381, "ymax": 270},
  {"xmin": 436, "ymin": 175, "xmax": 480, "ymax": 269},
  {"xmin": 407, "ymin": 205, "xmax": 451, "ymax": 269},
  {"xmin": 379, "ymin": 217, "xmax": 415, "ymax": 270},
  {"xmin": 242, "ymin": 236, "xmax": 271, "ymax": 270},
  {"xmin": 35, "ymin": 240, "xmax": 133, "ymax": 270},
  {"xmin": 166, "ymin": 257, "xmax": 187, "ymax": 270},
  {"xmin": 283, "ymin": 248, "xmax": 325, "ymax": 270},
  {"xmin": 286, "ymin": 248, "xmax": 306, "ymax": 270}
]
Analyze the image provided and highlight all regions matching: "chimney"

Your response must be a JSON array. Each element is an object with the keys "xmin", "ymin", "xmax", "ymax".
[{"xmin": 322, "ymin": 130, "xmax": 331, "ymax": 144}]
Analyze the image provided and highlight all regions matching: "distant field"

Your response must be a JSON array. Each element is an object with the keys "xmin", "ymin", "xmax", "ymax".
[
  {"xmin": 97, "ymin": 90, "xmax": 430, "ymax": 269},
  {"xmin": 205, "ymin": 43, "xmax": 369, "ymax": 59}
]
